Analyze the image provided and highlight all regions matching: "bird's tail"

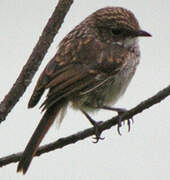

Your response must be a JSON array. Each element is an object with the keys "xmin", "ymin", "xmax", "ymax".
[{"xmin": 17, "ymin": 100, "xmax": 66, "ymax": 174}]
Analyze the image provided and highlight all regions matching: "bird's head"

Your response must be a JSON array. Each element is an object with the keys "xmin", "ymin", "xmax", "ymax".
[{"xmin": 92, "ymin": 7, "xmax": 151, "ymax": 47}]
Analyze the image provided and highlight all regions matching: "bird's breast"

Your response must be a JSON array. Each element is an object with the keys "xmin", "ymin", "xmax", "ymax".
[
  {"xmin": 71, "ymin": 44, "xmax": 140, "ymax": 112},
  {"xmin": 72, "ymin": 55, "xmax": 139, "ymax": 112}
]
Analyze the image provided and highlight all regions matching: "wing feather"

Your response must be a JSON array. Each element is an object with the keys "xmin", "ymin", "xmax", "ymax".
[{"xmin": 28, "ymin": 38, "xmax": 124, "ymax": 110}]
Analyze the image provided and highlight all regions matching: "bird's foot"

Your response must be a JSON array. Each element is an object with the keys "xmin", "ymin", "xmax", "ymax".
[
  {"xmin": 82, "ymin": 110, "xmax": 104, "ymax": 143},
  {"xmin": 99, "ymin": 106, "xmax": 134, "ymax": 135},
  {"xmin": 91, "ymin": 120, "xmax": 105, "ymax": 143}
]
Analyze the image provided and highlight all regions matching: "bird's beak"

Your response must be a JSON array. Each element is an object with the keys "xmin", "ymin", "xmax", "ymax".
[{"xmin": 136, "ymin": 30, "xmax": 152, "ymax": 37}]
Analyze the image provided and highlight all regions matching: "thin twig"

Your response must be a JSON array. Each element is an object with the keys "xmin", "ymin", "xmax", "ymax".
[
  {"xmin": 0, "ymin": 0, "xmax": 73, "ymax": 122},
  {"xmin": 0, "ymin": 84, "xmax": 169, "ymax": 167}
]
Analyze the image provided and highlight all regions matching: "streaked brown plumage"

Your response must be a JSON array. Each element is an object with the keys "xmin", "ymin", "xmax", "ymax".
[{"xmin": 17, "ymin": 7, "xmax": 151, "ymax": 174}]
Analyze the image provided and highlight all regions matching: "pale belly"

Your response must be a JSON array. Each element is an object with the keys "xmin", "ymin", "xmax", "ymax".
[{"xmin": 72, "ymin": 64, "xmax": 137, "ymax": 112}]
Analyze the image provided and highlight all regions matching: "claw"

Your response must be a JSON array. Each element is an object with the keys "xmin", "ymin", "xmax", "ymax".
[
  {"xmin": 99, "ymin": 106, "xmax": 134, "ymax": 135},
  {"xmin": 91, "ymin": 120, "xmax": 105, "ymax": 143},
  {"xmin": 117, "ymin": 115, "xmax": 134, "ymax": 135},
  {"xmin": 81, "ymin": 110, "xmax": 104, "ymax": 143},
  {"xmin": 127, "ymin": 119, "xmax": 130, "ymax": 132},
  {"xmin": 117, "ymin": 117, "xmax": 122, "ymax": 135},
  {"xmin": 127, "ymin": 117, "xmax": 134, "ymax": 132},
  {"xmin": 92, "ymin": 135, "xmax": 105, "ymax": 143},
  {"xmin": 118, "ymin": 116, "xmax": 134, "ymax": 134}
]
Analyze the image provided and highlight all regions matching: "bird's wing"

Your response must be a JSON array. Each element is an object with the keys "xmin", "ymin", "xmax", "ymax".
[
  {"xmin": 28, "ymin": 39, "xmax": 125, "ymax": 110},
  {"xmin": 41, "ymin": 62, "xmax": 104, "ymax": 111}
]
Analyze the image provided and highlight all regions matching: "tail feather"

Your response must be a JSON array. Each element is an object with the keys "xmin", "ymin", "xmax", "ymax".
[
  {"xmin": 28, "ymin": 88, "xmax": 45, "ymax": 108},
  {"xmin": 17, "ymin": 100, "xmax": 65, "ymax": 174}
]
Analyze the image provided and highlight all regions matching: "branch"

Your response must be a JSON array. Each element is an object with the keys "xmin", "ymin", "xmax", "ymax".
[
  {"xmin": 0, "ymin": 84, "xmax": 169, "ymax": 167},
  {"xmin": 0, "ymin": 0, "xmax": 73, "ymax": 122}
]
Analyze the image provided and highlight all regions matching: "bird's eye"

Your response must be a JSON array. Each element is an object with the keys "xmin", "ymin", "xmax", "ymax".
[{"xmin": 111, "ymin": 29, "xmax": 122, "ymax": 35}]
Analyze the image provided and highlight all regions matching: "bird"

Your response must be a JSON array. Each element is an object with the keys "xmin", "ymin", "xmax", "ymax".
[{"xmin": 17, "ymin": 6, "xmax": 151, "ymax": 174}]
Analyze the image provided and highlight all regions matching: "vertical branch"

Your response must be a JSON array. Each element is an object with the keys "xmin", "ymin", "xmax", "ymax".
[{"xmin": 0, "ymin": 0, "xmax": 73, "ymax": 122}]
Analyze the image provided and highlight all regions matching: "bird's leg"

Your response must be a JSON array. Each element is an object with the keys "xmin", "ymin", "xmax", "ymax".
[
  {"xmin": 81, "ymin": 110, "xmax": 104, "ymax": 143},
  {"xmin": 98, "ymin": 105, "xmax": 133, "ymax": 135}
]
